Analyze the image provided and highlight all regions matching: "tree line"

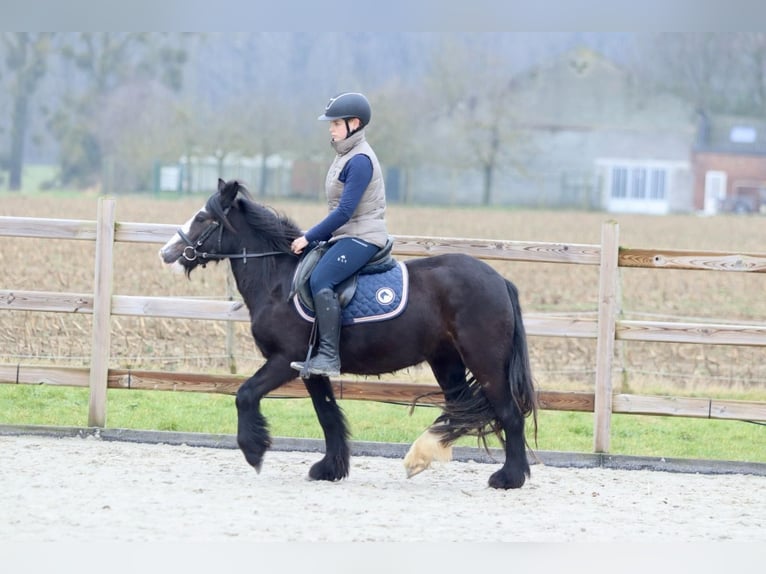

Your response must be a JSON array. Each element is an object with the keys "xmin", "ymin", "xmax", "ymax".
[{"xmin": 2, "ymin": 32, "xmax": 765, "ymax": 196}]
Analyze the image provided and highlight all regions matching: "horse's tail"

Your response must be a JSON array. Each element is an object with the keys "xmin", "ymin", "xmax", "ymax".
[{"xmin": 506, "ymin": 279, "xmax": 538, "ymax": 440}]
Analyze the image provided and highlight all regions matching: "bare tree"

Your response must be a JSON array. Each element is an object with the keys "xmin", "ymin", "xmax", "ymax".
[
  {"xmin": 1, "ymin": 33, "xmax": 54, "ymax": 190},
  {"xmin": 637, "ymin": 33, "xmax": 754, "ymax": 115},
  {"xmin": 735, "ymin": 33, "xmax": 766, "ymax": 113},
  {"xmin": 48, "ymin": 33, "xmax": 191, "ymax": 189},
  {"xmin": 425, "ymin": 35, "xmax": 524, "ymax": 205}
]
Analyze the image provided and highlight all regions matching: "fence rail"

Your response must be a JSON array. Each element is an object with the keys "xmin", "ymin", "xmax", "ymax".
[
  {"xmin": 2, "ymin": 199, "xmax": 766, "ymax": 454},
  {"xmin": 2, "ymin": 363, "xmax": 763, "ymax": 422}
]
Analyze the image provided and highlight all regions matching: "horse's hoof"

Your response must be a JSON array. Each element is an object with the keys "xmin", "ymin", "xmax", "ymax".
[
  {"xmin": 237, "ymin": 440, "xmax": 265, "ymax": 474},
  {"xmin": 403, "ymin": 451, "xmax": 428, "ymax": 478},
  {"xmin": 488, "ymin": 468, "xmax": 526, "ymax": 489},
  {"xmin": 403, "ymin": 429, "xmax": 452, "ymax": 478},
  {"xmin": 308, "ymin": 457, "xmax": 346, "ymax": 481},
  {"xmin": 404, "ymin": 467, "xmax": 424, "ymax": 479},
  {"xmin": 241, "ymin": 451, "xmax": 263, "ymax": 474}
]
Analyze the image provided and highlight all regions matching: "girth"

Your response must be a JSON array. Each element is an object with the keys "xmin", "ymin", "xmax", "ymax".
[{"xmin": 289, "ymin": 237, "xmax": 396, "ymax": 311}]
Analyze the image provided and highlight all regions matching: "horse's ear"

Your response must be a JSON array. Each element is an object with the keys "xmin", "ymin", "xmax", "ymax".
[{"xmin": 219, "ymin": 179, "xmax": 239, "ymax": 206}]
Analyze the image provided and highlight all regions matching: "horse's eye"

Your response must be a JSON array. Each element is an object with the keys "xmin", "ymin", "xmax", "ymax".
[{"xmin": 194, "ymin": 214, "xmax": 207, "ymax": 223}]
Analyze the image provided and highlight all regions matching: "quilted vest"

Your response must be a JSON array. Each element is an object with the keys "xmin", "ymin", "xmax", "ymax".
[{"xmin": 326, "ymin": 129, "xmax": 388, "ymax": 248}]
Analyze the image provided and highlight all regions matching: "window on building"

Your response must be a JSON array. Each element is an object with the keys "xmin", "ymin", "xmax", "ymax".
[
  {"xmin": 609, "ymin": 165, "xmax": 667, "ymax": 201},
  {"xmin": 611, "ymin": 167, "xmax": 627, "ymax": 198},
  {"xmin": 730, "ymin": 126, "xmax": 757, "ymax": 143},
  {"xmin": 631, "ymin": 168, "xmax": 647, "ymax": 199},
  {"xmin": 649, "ymin": 169, "xmax": 666, "ymax": 200}
]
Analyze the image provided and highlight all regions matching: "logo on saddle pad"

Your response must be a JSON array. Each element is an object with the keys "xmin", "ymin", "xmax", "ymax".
[
  {"xmin": 293, "ymin": 262, "xmax": 409, "ymax": 325},
  {"xmin": 376, "ymin": 287, "xmax": 395, "ymax": 305}
]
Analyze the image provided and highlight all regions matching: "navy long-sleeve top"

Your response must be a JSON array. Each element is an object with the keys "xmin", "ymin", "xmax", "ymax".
[{"xmin": 304, "ymin": 154, "xmax": 373, "ymax": 243}]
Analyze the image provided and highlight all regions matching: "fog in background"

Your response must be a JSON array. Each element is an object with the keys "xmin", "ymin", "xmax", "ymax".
[{"xmin": 2, "ymin": 32, "xmax": 764, "ymax": 199}]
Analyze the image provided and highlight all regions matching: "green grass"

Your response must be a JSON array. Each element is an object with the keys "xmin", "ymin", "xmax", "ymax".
[
  {"xmin": 2, "ymin": 164, "xmax": 57, "ymax": 193},
  {"xmin": 1, "ymin": 384, "xmax": 764, "ymax": 463}
]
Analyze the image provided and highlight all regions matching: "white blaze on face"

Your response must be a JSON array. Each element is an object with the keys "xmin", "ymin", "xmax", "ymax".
[{"xmin": 158, "ymin": 206, "xmax": 207, "ymax": 271}]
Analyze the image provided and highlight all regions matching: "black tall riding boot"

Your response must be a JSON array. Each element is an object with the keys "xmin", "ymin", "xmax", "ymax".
[{"xmin": 291, "ymin": 288, "xmax": 342, "ymax": 377}]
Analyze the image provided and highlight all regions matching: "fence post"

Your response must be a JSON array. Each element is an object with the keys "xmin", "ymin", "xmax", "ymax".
[
  {"xmin": 88, "ymin": 197, "xmax": 116, "ymax": 427},
  {"xmin": 593, "ymin": 221, "xmax": 620, "ymax": 453}
]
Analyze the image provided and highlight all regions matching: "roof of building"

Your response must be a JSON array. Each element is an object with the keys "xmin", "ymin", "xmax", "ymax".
[{"xmin": 695, "ymin": 112, "xmax": 766, "ymax": 156}]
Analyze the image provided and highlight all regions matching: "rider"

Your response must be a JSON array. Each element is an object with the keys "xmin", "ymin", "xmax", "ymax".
[{"xmin": 289, "ymin": 92, "xmax": 389, "ymax": 377}]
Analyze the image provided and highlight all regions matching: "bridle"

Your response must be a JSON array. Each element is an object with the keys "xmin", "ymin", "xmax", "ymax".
[{"xmin": 177, "ymin": 211, "xmax": 294, "ymax": 265}]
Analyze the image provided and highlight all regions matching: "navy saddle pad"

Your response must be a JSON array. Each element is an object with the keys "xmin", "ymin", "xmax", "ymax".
[{"xmin": 292, "ymin": 261, "xmax": 409, "ymax": 325}]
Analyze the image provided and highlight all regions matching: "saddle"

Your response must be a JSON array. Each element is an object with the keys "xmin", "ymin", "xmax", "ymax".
[{"xmin": 289, "ymin": 237, "xmax": 396, "ymax": 312}]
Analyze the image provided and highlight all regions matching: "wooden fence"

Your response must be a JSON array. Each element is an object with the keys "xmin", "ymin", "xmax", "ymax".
[{"xmin": 2, "ymin": 197, "xmax": 766, "ymax": 454}]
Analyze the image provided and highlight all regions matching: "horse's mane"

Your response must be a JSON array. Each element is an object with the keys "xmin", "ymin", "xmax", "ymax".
[
  {"xmin": 238, "ymin": 197, "xmax": 302, "ymax": 253},
  {"xmin": 207, "ymin": 181, "xmax": 303, "ymax": 254}
]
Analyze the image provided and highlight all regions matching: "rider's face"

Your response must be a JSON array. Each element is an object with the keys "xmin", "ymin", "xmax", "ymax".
[{"xmin": 329, "ymin": 118, "xmax": 360, "ymax": 141}]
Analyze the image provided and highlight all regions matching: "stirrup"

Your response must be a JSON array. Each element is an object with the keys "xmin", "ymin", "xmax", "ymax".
[
  {"xmin": 290, "ymin": 360, "xmax": 307, "ymax": 372},
  {"xmin": 293, "ymin": 321, "xmax": 318, "ymax": 378},
  {"xmin": 307, "ymin": 357, "xmax": 340, "ymax": 377},
  {"xmin": 290, "ymin": 358, "xmax": 339, "ymax": 378}
]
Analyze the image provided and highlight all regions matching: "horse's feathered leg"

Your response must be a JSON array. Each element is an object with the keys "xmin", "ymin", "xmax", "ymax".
[
  {"xmin": 403, "ymin": 347, "xmax": 465, "ymax": 478},
  {"xmin": 475, "ymin": 281, "xmax": 537, "ymax": 489},
  {"xmin": 235, "ymin": 359, "xmax": 297, "ymax": 472},
  {"xmin": 428, "ymin": 277, "xmax": 536, "ymax": 489},
  {"xmin": 303, "ymin": 375, "xmax": 350, "ymax": 481}
]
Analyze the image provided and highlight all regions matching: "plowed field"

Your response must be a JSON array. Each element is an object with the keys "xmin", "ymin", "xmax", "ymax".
[{"xmin": 2, "ymin": 193, "xmax": 765, "ymax": 397}]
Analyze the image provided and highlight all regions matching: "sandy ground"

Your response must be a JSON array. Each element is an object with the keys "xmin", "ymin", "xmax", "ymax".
[{"xmin": 1, "ymin": 434, "xmax": 764, "ymax": 543}]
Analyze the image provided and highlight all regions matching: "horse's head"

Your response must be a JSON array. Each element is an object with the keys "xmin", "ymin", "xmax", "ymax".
[{"xmin": 159, "ymin": 178, "xmax": 248, "ymax": 275}]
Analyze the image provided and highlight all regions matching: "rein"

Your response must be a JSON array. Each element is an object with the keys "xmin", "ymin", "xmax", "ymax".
[
  {"xmin": 189, "ymin": 247, "xmax": 292, "ymax": 263},
  {"xmin": 178, "ymin": 218, "xmax": 295, "ymax": 264}
]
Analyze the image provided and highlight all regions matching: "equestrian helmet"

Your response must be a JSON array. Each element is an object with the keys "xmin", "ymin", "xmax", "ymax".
[{"xmin": 318, "ymin": 92, "xmax": 371, "ymax": 127}]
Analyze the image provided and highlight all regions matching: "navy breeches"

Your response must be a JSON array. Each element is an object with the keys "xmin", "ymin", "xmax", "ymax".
[{"xmin": 309, "ymin": 237, "xmax": 377, "ymax": 295}]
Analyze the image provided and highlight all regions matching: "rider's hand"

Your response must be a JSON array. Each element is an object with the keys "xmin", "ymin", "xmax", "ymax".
[{"xmin": 291, "ymin": 235, "xmax": 309, "ymax": 254}]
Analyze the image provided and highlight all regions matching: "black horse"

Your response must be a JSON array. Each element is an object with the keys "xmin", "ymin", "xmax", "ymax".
[{"xmin": 159, "ymin": 179, "xmax": 537, "ymax": 489}]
